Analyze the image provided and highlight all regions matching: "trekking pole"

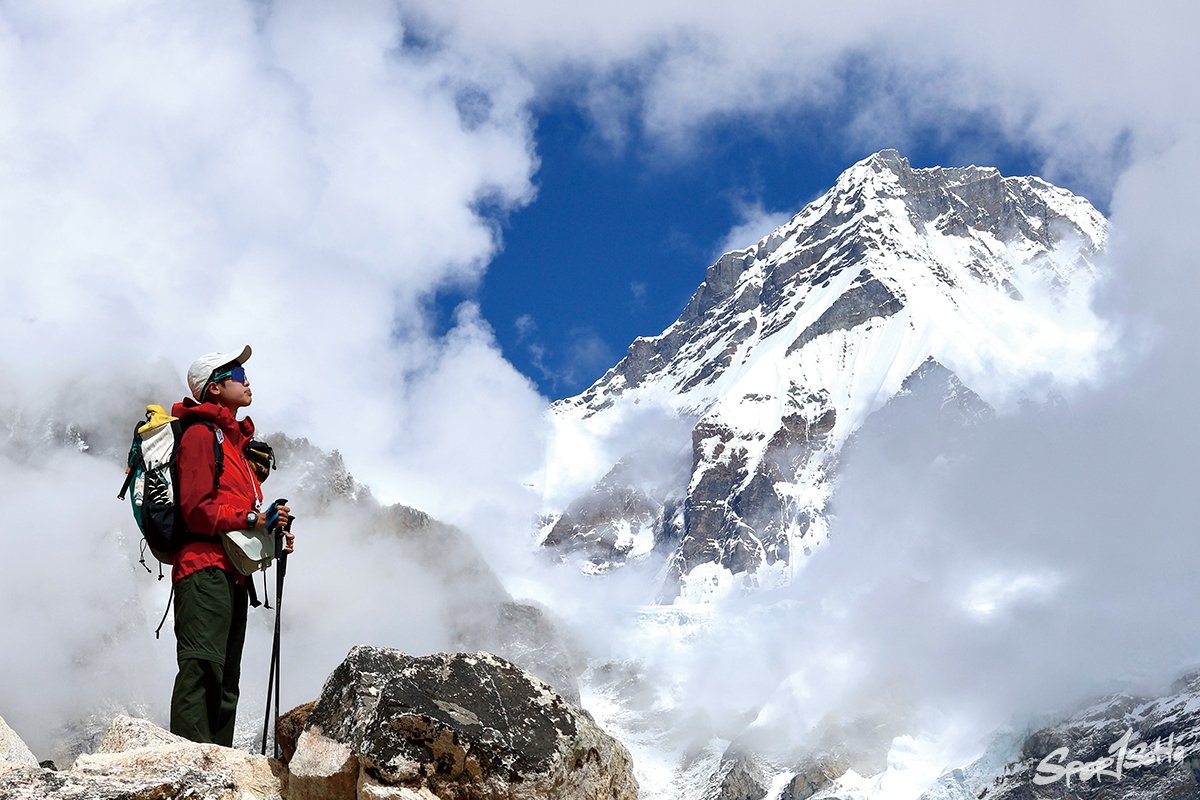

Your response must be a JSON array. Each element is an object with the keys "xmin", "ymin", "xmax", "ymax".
[
  {"xmin": 260, "ymin": 499, "xmax": 290, "ymax": 757},
  {"xmin": 273, "ymin": 513, "xmax": 291, "ymax": 758}
]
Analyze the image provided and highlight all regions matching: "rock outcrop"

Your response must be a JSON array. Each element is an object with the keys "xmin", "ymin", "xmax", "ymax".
[
  {"xmin": 2, "ymin": 646, "xmax": 634, "ymax": 800},
  {"xmin": 289, "ymin": 645, "xmax": 638, "ymax": 800},
  {"xmin": 0, "ymin": 715, "xmax": 284, "ymax": 799}
]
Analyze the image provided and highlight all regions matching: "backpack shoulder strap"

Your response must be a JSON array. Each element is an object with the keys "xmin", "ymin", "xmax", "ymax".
[
  {"xmin": 180, "ymin": 419, "xmax": 225, "ymax": 493},
  {"xmin": 202, "ymin": 422, "xmax": 224, "ymax": 492},
  {"xmin": 206, "ymin": 422, "xmax": 223, "ymax": 484}
]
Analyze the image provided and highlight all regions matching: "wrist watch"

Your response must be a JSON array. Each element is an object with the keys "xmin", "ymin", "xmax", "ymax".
[{"xmin": 245, "ymin": 510, "xmax": 259, "ymax": 529}]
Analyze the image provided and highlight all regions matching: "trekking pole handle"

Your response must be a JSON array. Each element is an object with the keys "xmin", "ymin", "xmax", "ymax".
[
  {"xmin": 268, "ymin": 498, "xmax": 294, "ymax": 563},
  {"xmin": 272, "ymin": 499, "xmax": 295, "ymax": 532},
  {"xmin": 267, "ymin": 498, "xmax": 288, "ymax": 531}
]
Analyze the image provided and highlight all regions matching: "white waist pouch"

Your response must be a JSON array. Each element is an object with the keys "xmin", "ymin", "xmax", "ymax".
[{"xmin": 222, "ymin": 529, "xmax": 276, "ymax": 575}]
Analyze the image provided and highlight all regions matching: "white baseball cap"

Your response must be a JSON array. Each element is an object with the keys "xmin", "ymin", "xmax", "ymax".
[{"xmin": 187, "ymin": 345, "xmax": 252, "ymax": 401}]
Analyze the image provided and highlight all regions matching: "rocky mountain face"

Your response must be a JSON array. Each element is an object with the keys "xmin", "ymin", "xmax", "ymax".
[
  {"xmin": 0, "ymin": 647, "xmax": 638, "ymax": 800},
  {"xmin": 649, "ymin": 670, "xmax": 1200, "ymax": 800},
  {"xmin": 917, "ymin": 673, "xmax": 1200, "ymax": 800},
  {"xmin": 541, "ymin": 150, "xmax": 1106, "ymax": 599}
]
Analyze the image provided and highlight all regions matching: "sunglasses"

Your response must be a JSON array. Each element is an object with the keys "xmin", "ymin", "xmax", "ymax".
[{"xmin": 211, "ymin": 365, "xmax": 248, "ymax": 384}]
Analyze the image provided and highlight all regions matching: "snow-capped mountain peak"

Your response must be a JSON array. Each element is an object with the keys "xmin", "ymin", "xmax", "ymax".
[{"xmin": 541, "ymin": 150, "xmax": 1108, "ymax": 600}]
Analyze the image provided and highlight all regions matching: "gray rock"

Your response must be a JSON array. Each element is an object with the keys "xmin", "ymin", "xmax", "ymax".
[
  {"xmin": 0, "ymin": 714, "xmax": 38, "ymax": 766},
  {"xmin": 779, "ymin": 754, "xmax": 852, "ymax": 800},
  {"xmin": 0, "ymin": 714, "xmax": 284, "ymax": 800},
  {"xmin": 542, "ymin": 465, "xmax": 665, "ymax": 568},
  {"xmin": 542, "ymin": 451, "xmax": 690, "ymax": 575},
  {"xmin": 291, "ymin": 645, "xmax": 638, "ymax": 800},
  {"xmin": 260, "ymin": 432, "xmax": 374, "ymax": 507},
  {"xmin": 706, "ymin": 750, "xmax": 770, "ymax": 800},
  {"xmin": 662, "ymin": 386, "xmax": 837, "ymax": 591},
  {"xmin": 786, "ymin": 269, "xmax": 905, "ymax": 355}
]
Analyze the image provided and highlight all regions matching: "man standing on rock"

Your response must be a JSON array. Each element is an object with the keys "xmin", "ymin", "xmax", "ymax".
[{"xmin": 169, "ymin": 345, "xmax": 294, "ymax": 746}]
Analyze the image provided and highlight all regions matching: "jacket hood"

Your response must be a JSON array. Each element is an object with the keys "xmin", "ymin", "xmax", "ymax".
[{"xmin": 171, "ymin": 397, "xmax": 255, "ymax": 441}]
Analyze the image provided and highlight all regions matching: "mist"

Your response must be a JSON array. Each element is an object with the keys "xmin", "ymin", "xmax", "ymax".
[
  {"xmin": 1, "ymin": 0, "xmax": 1198, "ymax": 793},
  {"xmin": 546, "ymin": 138, "xmax": 1200, "ymax": 789}
]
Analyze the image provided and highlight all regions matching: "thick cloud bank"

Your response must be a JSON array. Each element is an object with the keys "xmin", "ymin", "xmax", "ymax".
[
  {"xmin": 2, "ymin": 0, "xmax": 1199, "ymax": 791},
  {"xmin": 0, "ymin": 0, "xmax": 549, "ymax": 756},
  {"xmin": 0, "ymin": 0, "xmax": 547, "ymax": 516}
]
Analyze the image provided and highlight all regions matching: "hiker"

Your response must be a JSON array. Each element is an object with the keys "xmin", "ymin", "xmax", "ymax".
[{"xmin": 168, "ymin": 345, "xmax": 295, "ymax": 746}]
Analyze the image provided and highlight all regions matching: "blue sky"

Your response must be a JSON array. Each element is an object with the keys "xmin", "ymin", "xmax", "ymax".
[
  {"xmin": 2, "ymin": 3, "xmax": 1198, "ymax": 765},
  {"xmin": 439, "ymin": 100, "xmax": 1054, "ymax": 400},
  {"xmin": 0, "ymin": 1, "xmax": 1168, "ymax": 522}
]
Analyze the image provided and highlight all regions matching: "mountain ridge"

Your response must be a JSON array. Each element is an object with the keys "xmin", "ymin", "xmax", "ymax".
[{"xmin": 540, "ymin": 149, "xmax": 1107, "ymax": 599}]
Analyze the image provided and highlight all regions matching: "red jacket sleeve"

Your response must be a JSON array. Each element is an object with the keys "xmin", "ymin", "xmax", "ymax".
[{"xmin": 177, "ymin": 425, "xmax": 246, "ymax": 536}]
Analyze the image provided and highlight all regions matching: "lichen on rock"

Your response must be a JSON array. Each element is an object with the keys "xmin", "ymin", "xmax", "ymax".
[{"xmin": 290, "ymin": 645, "xmax": 638, "ymax": 800}]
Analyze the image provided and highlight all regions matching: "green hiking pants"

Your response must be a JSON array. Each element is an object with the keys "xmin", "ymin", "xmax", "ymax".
[{"xmin": 170, "ymin": 567, "xmax": 248, "ymax": 746}]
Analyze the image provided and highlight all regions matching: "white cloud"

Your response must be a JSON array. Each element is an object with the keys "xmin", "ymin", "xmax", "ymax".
[
  {"xmin": 0, "ymin": 0, "xmax": 548, "ymax": 755},
  {"xmin": 1, "ymin": 0, "xmax": 1199, "ymax": 786},
  {"xmin": 514, "ymin": 313, "xmax": 538, "ymax": 342},
  {"xmin": 0, "ymin": 0, "xmax": 545, "ymax": 511},
  {"xmin": 712, "ymin": 201, "xmax": 794, "ymax": 259},
  {"xmin": 629, "ymin": 280, "xmax": 647, "ymax": 305},
  {"xmin": 409, "ymin": 1, "xmax": 1197, "ymax": 187},
  {"xmin": 379, "ymin": 2, "xmax": 1200, "ymax": 787}
]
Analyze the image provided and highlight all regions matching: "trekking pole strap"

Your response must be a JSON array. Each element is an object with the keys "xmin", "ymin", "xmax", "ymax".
[{"xmin": 154, "ymin": 584, "xmax": 174, "ymax": 640}]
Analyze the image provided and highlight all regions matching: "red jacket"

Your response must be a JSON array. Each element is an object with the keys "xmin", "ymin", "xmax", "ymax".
[{"xmin": 170, "ymin": 398, "xmax": 263, "ymax": 583}]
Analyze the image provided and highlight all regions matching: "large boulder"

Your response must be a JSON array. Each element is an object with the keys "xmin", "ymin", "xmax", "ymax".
[
  {"xmin": 289, "ymin": 645, "xmax": 638, "ymax": 800},
  {"xmin": 0, "ymin": 715, "xmax": 284, "ymax": 800}
]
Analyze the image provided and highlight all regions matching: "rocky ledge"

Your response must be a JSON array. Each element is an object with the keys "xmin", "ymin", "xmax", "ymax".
[{"xmin": 0, "ymin": 647, "xmax": 638, "ymax": 800}]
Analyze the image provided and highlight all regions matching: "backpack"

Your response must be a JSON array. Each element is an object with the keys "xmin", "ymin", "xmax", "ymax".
[{"xmin": 118, "ymin": 404, "xmax": 223, "ymax": 569}]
